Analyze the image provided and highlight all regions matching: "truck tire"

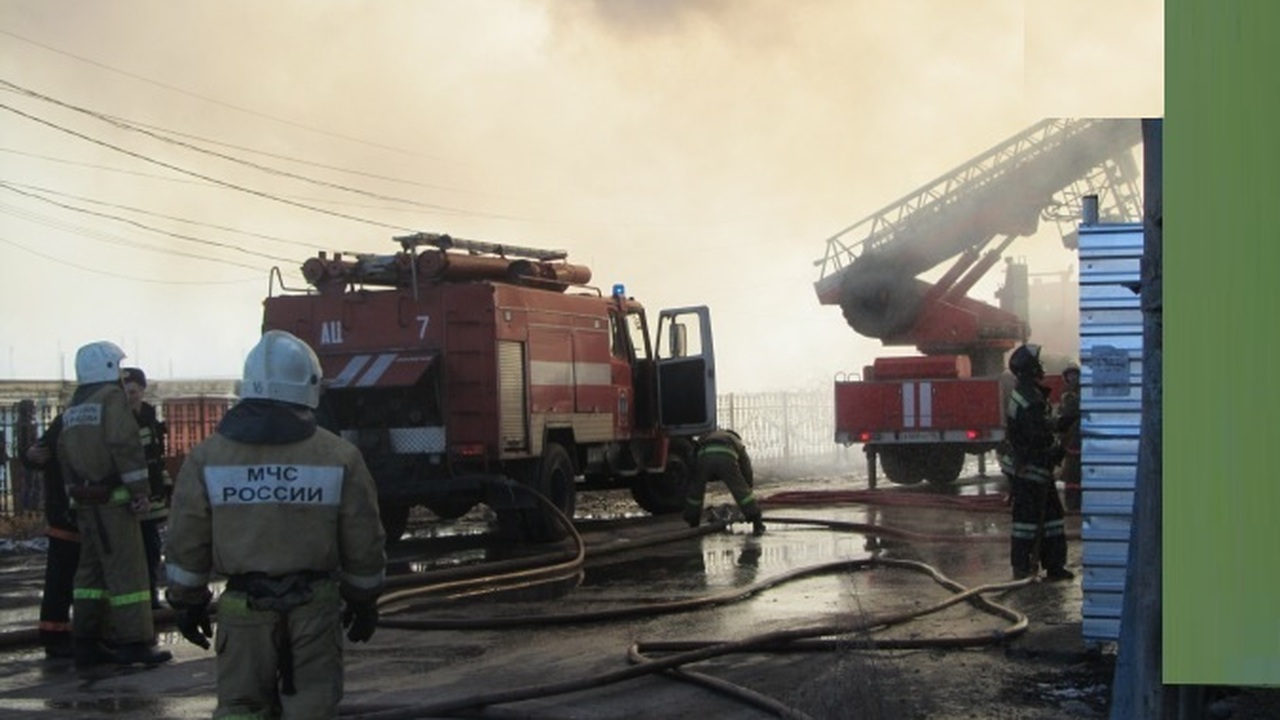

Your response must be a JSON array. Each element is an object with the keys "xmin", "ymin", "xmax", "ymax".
[
  {"xmin": 630, "ymin": 439, "xmax": 694, "ymax": 515},
  {"xmin": 923, "ymin": 446, "xmax": 966, "ymax": 485},
  {"xmin": 502, "ymin": 442, "xmax": 577, "ymax": 543},
  {"xmin": 380, "ymin": 502, "xmax": 411, "ymax": 544},
  {"xmin": 879, "ymin": 447, "xmax": 925, "ymax": 485}
]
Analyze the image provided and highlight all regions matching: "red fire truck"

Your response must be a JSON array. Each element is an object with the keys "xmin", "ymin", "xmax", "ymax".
[
  {"xmin": 262, "ymin": 233, "xmax": 716, "ymax": 541},
  {"xmin": 815, "ymin": 119, "xmax": 1144, "ymax": 487}
]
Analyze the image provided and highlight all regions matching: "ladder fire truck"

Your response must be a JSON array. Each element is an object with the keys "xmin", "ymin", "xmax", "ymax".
[
  {"xmin": 262, "ymin": 234, "xmax": 717, "ymax": 541},
  {"xmin": 815, "ymin": 118, "xmax": 1144, "ymax": 487}
]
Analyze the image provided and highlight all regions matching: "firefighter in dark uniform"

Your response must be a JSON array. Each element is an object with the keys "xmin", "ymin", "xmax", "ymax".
[
  {"xmin": 684, "ymin": 428, "xmax": 766, "ymax": 536},
  {"xmin": 20, "ymin": 412, "xmax": 80, "ymax": 659},
  {"xmin": 122, "ymin": 367, "xmax": 173, "ymax": 608},
  {"xmin": 165, "ymin": 330, "xmax": 386, "ymax": 719},
  {"xmin": 1000, "ymin": 344, "xmax": 1073, "ymax": 581},
  {"xmin": 59, "ymin": 341, "xmax": 173, "ymax": 668},
  {"xmin": 1056, "ymin": 362, "xmax": 1083, "ymax": 512}
]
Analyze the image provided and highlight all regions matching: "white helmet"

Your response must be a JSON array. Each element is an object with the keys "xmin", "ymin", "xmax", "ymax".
[
  {"xmin": 240, "ymin": 330, "xmax": 323, "ymax": 409},
  {"xmin": 75, "ymin": 341, "xmax": 126, "ymax": 384}
]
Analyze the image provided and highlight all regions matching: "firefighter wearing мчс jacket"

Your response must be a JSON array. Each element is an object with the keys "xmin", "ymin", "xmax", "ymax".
[
  {"xmin": 165, "ymin": 330, "xmax": 386, "ymax": 719},
  {"xmin": 684, "ymin": 428, "xmax": 766, "ymax": 536},
  {"xmin": 999, "ymin": 343, "xmax": 1072, "ymax": 582},
  {"xmin": 58, "ymin": 341, "xmax": 172, "ymax": 669}
]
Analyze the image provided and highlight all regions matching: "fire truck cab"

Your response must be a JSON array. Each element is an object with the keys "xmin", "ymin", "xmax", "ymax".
[{"xmin": 262, "ymin": 233, "xmax": 716, "ymax": 542}]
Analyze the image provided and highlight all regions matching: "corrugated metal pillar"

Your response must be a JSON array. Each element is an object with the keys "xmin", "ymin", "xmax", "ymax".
[{"xmin": 1110, "ymin": 118, "xmax": 1169, "ymax": 719}]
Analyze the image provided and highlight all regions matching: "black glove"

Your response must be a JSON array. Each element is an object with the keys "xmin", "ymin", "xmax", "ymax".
[
  {"xmin": 341, "ymin": 598, "xmax": 378, "ymax": 643},
  {"xmin": 167, "ymin": 588, "xmax": 214, "ymax": 650}
]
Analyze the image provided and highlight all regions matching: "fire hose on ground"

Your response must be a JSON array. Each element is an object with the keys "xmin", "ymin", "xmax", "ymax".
[
  {"xmin": 341, "ymin": 488, "xmax": 1044, "ymax": 720},
  {"xmin": 0, "ymin": 483, "xmax": 1060, "ymax": 719}
]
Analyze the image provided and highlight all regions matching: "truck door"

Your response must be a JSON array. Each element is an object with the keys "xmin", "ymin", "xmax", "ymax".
[{"xmin": 654, "ymin": 306, "xmax": 716, "ymax": 435}]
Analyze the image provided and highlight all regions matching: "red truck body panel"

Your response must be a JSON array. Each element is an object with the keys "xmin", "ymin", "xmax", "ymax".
[{"xmin": 834, "ymin": 376, "xmax": 1004, "ymax": 445}]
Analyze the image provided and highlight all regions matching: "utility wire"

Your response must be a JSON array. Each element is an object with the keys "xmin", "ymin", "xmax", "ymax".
[
  {"xmin": 3, "ymin": 77, "xmax": 543, "ymax": 222},
  {"xmin": 0, "ymin": 200, "xmax": 276, "ymax": 272},
  {"xmin": 0, "ymin": 99, "xmax": 415, "ymax": 232},
  {"xmin": 0, "ymin": 147, "xmax": 473, "ymax": 216},
  {"xmin": 0, "ymin": 179, "xmax": 323, "ymax": 251},
  {"xmin": 0, "ymin": 26, "xmax": 456, "ymax": 163},
  {"xmin": 0, "ymin": 182, "xmax": 298, "ymax": 262},
  {"xmin": 0, "ymin": 234, "xmax": 261, "ymax": 285}
]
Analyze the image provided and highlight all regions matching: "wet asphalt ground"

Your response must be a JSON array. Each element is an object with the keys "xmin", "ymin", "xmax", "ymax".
[{"xmin": 0, "ymin": 464, "xmax": 1095, "ymax": 719}]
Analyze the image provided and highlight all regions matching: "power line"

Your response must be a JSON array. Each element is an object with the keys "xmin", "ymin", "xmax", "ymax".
[
  {"xmin": 0, "ymin": 182, "xmax": 299, "ymax": 262},
  {"xmin": 0, "ymin": 146, "xmax": 478, "ymax": 216},
  {"xmin": 0, "ymin": 234, "xmax": 262, "ymax": 285},
  {"xmin": 0, "ymin": 179, "xmax": 324, "ymax": 251},
  {"xmin": 0, "ymin": 98, "xmax": 416, "ymax": 232},
  {"xmin": 2, "ymin": 77, "xmax": 547, "ymax": 222},
  {"xmin": 0, "ymin": 26, "xmax": 458, "ymax": 164}
]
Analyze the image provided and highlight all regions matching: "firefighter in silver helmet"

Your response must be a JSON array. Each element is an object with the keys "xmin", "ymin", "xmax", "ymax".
[
  {"xmin": 59, "ymin": 341, "xmax": 173, "ymax": 669},
  {"xmin": 684, "ymin": 428, "xmax": 766, "ymax": 536},
  {"xmin": 999, "ymin": 344, "xmax": 1072, "ymax": 581},
  {"xmin": 165, "ymin": 330, "xmax": 386, "ymax": 718}
]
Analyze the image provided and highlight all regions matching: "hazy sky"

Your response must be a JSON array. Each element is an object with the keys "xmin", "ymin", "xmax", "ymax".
[{"xmin": 0, "ymin": 0, "xmax": 1162, "ymax": 392}]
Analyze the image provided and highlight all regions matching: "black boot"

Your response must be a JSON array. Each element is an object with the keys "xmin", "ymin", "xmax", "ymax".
[
  {"xmin": 73, "ymin": 640, "xmax": 118, "ymax": 669},
  {"xmin": 113, "ymin": 642, "xmax": 173, "ymax": 666},
  {"xmin": 41, "ymin": 632, "xmax": 75, "ymax": 660},
  {"xmin": 752, "ymin": 519, "xmax": 767, "ymax": 536},
  {"xmin": 1046, "ymin": 567, "xmax": 1075, "ymax": 581}
]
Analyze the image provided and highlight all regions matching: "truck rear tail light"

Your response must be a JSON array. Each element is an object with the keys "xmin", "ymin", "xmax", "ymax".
[
  {"xmin": 451, "ymin": 443, "xmax": 486, "ymax": 457},
  {"xmin": 858, "ymin": 431, "xmax": 873, "ymax": 442},
  {"xmin": 965, "ymin": 429, "xmax": 980, "ymax": 440}
]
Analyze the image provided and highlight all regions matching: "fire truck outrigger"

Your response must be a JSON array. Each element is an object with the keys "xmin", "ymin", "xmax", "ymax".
[{"xmin": 262, "ymin": 233, "xmax": 717, "ymax": 542}]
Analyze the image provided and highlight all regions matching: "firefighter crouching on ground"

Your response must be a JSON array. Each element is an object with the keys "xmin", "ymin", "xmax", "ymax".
[
  {"xmin": 684, "ymin": 428, "xmax": 766, "ymax": 536},
  {"xmin": 165, "ymin": 330, "xmax": 386, "ymax": 719},
  {"xmin": 59, "ymin": 341, "xmax": 173, "ymax": 668},
  {"xmin": 1056, "ymin": 362, "xmax": 1083, "ymax": 512},
  {"xmin": 1000, "ymin": 344, "xmax": 1073, "ymax": 581}
]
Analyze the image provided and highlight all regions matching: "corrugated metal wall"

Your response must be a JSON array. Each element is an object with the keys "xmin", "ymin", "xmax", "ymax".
[{"xmin": 1078, "ymin": 222, "xmax": 1145, "ymax": 644}]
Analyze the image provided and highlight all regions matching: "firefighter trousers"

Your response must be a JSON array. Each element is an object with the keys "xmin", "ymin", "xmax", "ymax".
[
  {"xmin": 72, "ymin": 503, "xmax": 155, "ymax": 645},
  {"xmin": 1008, "ymin": 473, "xmax": 1068, "ymax": 575},
  {"xmin": 214, "ymin": 580, "xmax": 344, "ymax": 720},
  {"xmin": 39, "ymin": 532, "xmax": 80, "ymax": 653},
  {"xmin": 685, "ymin": 454, "xmax": 760, "ymax": 525}
]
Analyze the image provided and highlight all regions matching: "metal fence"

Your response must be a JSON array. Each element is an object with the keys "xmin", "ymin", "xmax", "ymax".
[{"xmin": 2, "ymin": 387, "xmax": 850, "ymax": 522}]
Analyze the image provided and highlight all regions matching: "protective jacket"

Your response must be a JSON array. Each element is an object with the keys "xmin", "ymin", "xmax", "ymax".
[
  {"xmin": 20, "ymin": 415, "xmax": 77, "ymax": 538},
  {"xmin": 998, "ymin": 379, "xmax": 1061, "ymax": 482},
  {"xmin": 166, "ymin": 399, "xmax": 385, "ymax": 718},
  {"xmin": 135, "ymin": 401, "xmax": 172, "ymax": 521},
  {"xmin": 697, "ymin": 429, "xmax": 754, "ymax": 485},
  {"xmin": 1056, "ymin": 388, "xmax": 1081, "ymax": 455},
  {"xmin": 58, "ymin": 382, "xmax": 149, "ymax": 507},
  {"xmin": 59, "ymin": 381, "xmax": 156, "ymax": 647},
  {"xmin": 166, "ymin": 399, "xmax": 385, "ymax": 599},
  {"xmin": 686, "ymin": 429, "xmax": 760, "ymax": 527}
]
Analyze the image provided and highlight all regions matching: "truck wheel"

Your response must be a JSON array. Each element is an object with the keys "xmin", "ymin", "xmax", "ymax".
[
  {"xmin": 630, "ymin": 439, "xmax": 694, "ymax": 515},
  {"xmin": 380, "ymin": 502, "xmax": 411, "ymax": 544},
  {"xmin": 506, "ymin": 442, "xmax": 577, "ymax": 543},
  {"xmin": 923, "ymin": 446, "xmax": 966, "ymax": 485},
  {"xmin": 879, "ymin": 447, "xmax": 925, "ymax": 485}
]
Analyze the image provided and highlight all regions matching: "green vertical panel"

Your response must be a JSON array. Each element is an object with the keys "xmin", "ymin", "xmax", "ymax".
[{"xmin": 1164, "ymin": 0, "xmax": 1280, "ymax": 685}]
